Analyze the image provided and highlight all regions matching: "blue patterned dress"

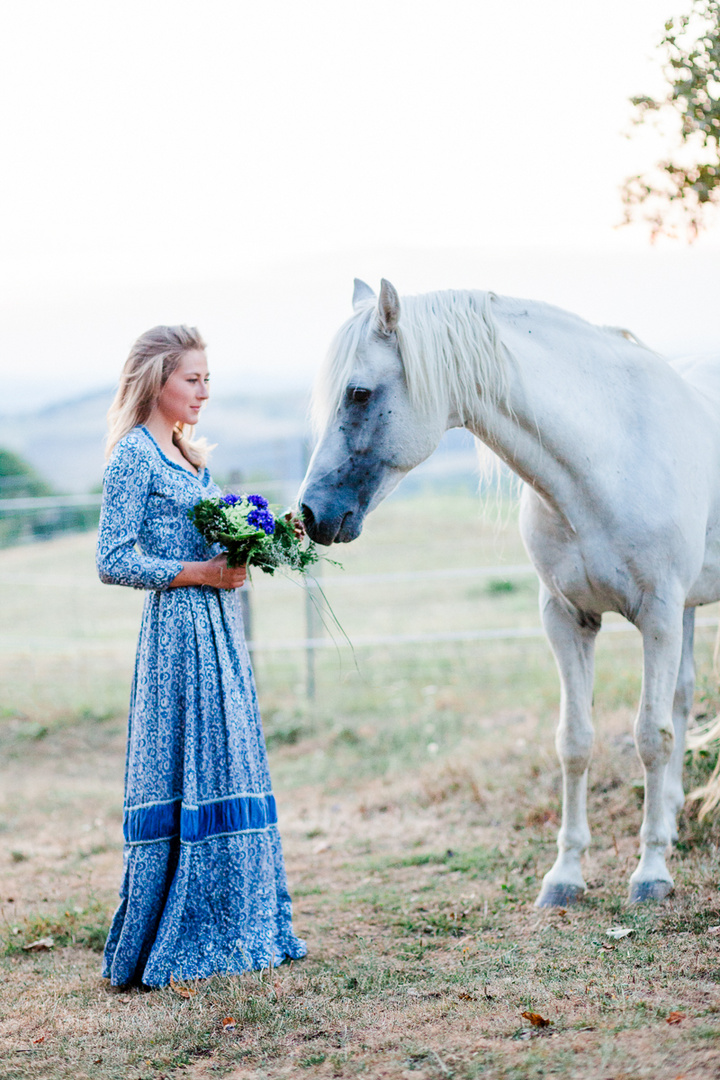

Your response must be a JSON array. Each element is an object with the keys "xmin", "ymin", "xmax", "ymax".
[{"xmin": 96, "ymin": 426, "xmax": 306, "ymax": 987}]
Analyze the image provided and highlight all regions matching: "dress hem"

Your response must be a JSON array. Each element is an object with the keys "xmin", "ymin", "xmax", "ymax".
[{"xmin": 103, "ymin": 940, "xmax": 308, "ymax": 989}]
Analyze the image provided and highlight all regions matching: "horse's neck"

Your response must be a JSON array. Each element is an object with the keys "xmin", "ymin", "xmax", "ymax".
[{"xmin": 465, "ymin": 298, "xmax": 667, "ymax": 514}]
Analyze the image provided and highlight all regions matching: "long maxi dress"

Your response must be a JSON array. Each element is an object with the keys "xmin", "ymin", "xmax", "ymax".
[{"xmin": 96, "ymin": 426, "xmax": 306, "ymax": 987}]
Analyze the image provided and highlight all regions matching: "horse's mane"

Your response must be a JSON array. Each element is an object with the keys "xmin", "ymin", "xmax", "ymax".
[{"xmin": 312, "ymin": 289, "xmax": 510, "ymax": 434}]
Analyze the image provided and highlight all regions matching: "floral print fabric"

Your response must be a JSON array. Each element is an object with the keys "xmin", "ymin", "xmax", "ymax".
[{"xmin": 96, "ymin": 427, "xmax": 306, "ymax": 986}]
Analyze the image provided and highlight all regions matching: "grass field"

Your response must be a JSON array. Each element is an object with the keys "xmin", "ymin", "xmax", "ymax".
[{"xmin": 2, "ymin": 493, "xmax": 720, "ymax": 1079}]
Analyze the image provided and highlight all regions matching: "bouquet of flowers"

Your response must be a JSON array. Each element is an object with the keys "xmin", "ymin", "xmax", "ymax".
[{"xmin": 188, "ymin": 493, "xmax": 320, "ymax": 576}]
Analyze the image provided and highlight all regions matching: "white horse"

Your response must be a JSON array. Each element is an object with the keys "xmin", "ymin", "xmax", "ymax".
[{"xmin": 298, "ymin": 278, "xmax": 720, "ymax": 907}]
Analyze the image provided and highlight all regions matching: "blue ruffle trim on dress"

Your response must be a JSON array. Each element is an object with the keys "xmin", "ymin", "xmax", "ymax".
[{"xmin": 124, "ymin": 793, "xmax": 278, "ymax": 845}]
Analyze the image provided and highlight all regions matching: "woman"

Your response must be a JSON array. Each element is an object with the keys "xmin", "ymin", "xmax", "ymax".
[{"xmin": 96, "ymin": 325, "xmax": 306, "ymax": 987}]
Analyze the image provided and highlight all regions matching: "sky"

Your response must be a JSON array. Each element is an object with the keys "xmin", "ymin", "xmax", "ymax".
[{"xmin": 1, "ymin": 0, "xmax": 717, "ymax": 410}]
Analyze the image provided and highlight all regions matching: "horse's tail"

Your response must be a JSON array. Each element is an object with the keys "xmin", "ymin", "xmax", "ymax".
[{"xmin": 686, "ymin": 711, "xmax": 720, "ymax": 819}]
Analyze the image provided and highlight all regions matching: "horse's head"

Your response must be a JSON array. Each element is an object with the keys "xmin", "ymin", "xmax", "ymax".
[{"xmin": 299, "ymin": 278, "xmax": 449, "ymax": 545}]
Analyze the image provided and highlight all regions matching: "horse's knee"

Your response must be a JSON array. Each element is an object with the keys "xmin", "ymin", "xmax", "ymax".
[
  {"xmin": 556, "ymin": 722, "xmax": 593, "ymax": 775},
  {"xmin": 634, "ymin": 714, "xmax": 674, "ymax": 768}
]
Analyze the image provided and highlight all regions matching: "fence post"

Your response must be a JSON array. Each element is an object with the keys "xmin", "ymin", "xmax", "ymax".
[
  {"xmin": 305, "ymin": 562, "xmax": 323, "ymax": 701},
  {"xmin": 241, "ymin": 587, "xmax": 253, "ymax": 652}
]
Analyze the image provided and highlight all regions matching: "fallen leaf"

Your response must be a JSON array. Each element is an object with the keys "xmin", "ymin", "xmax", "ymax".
[
  {"xmin": 32, "ymin": 1034, "xmax": 46, "ymax": 1044},
  {"xmin": 221, "ymin": 1016, "xmax": 236, "ymax": 1031},
  {"xmin": 606, "ymin": 926, "xmax": 635, "ymax": 940},
  {"xmin": 522, "ymin": 1010, "xmax": 552, "ymax": 1028},
  {"xmin": 458, "ymin": 991, "xmax": 476, "ymax": 1001},
  {"xmin": 707, "ymin": 925, "xmax": 720, "ymax": 935},
  {"xmin": 666, "ymin": 1011, "xmax": 686, "ymax": 1025},
  {"xmin": 22, "ymin": 937, "xmax": 54, "ymax": 952},
  {"xmin": 169, "ymin": 974, "xmax": 196, "ymax": 998}
]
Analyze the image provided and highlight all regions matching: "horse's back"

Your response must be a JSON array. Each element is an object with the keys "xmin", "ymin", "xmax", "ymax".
[{"xmin": 671, "ymin": 351, "xmax": 720, "ymax": 411}]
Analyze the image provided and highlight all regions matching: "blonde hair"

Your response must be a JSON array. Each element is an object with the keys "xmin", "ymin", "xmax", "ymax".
[{"xmin": 106, "ymin": 325, "xmax": 211, "ymax": 469}]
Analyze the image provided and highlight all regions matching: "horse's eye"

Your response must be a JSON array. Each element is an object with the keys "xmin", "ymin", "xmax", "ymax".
[{"xmin": 348, "ymin": 387, "xmax": 371, "ymax": 405}]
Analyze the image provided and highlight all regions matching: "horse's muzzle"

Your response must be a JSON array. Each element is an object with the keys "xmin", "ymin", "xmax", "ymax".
[{"xmin": 300, "ymin": 502, "xmax": 363, "ymax": 545}]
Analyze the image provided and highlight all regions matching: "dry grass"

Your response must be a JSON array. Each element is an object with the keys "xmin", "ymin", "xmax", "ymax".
[
  {"xmin": 2, "ymin": 704, "xmax": 720, "ymax": 1079},
  {"xmin": 2, "ymin": 499, "xmax": 720, "ymax": 1078}
]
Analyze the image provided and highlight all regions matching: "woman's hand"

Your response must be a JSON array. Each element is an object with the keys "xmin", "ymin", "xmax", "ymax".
[
  {"xmin": 284, "ymin": 511, "xmax": 306, "ymax": 540},
  {"xmin": 170, "ymin": 554, "xmax": 247, "ymax": 589},
  {"xmin": 202, "ymin": 553, "xmax": 247, "ymax": 589}
]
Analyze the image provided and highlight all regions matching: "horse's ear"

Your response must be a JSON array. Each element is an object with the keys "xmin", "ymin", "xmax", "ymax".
[
  {"xmin": 352, "ymin": 278, "xmax": 375, "ymax": 310},
  {"xmin": 377, "ymin": 278, "xmax": 400, "ymax": 333}
]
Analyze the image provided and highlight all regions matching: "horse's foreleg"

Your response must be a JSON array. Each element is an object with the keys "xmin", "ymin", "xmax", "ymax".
[
  {"xmin": 664, "ymin": 608, "xmax": 695, "ymax": 844},
  {"xmin": 629, "ymin": 604, "xmax": 685, "ymax": 903},
  {"xmin": 535, "ymin": 587, "xmax": 598, "ymax": 908}
]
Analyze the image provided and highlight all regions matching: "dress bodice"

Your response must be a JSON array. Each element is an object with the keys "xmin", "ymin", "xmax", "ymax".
[{"xmin": 96, "ymin": 426, "xmax": 221, "ymax": 589}]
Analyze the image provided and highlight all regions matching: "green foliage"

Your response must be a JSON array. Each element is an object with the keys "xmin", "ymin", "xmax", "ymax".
[
  {"xmin": 0, "ymin": 446, "xmax": 101, "ymax": 548},
  {"xmin": 0, "ymin": 447, "xmax": 52, "ymax": 498},
  {"xmin": 0, "ymin": 447, "xmax": 60, "ymax": 546},
  {"xmin": 623, "ymin": 0, "xmax": 720, "ymax": 239}
]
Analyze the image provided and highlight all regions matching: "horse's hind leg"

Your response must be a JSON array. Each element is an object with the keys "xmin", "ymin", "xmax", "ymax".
[
  {"xmin": 629, "ymin": 601, "xmax": 685, "ymax": 903},
  {"xmin": 536, "ymin": 586, "xmax": 599, "ymax": 908},
  {"xmin": 664, "ymin": 608, "xmax": 695, "ymax": 844}
]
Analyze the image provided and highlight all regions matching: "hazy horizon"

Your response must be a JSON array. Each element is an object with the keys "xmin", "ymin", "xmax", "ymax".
[
  {"xmin": 7, "ymin": 241, "xmax": 719, "ymax": 416},
  {"xmin": 3, "ymin": 2, "xmax": 720, "ymax": 417}
]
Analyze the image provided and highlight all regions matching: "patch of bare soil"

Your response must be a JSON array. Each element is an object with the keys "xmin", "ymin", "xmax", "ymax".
[{"xmin": 2, "ymin": 708, "xmax": 720, "ymax": 1080}]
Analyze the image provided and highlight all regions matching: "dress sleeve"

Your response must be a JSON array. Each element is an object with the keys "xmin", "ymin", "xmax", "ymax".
[{"xmin": 96, "ymin": 436, "xmax": 184, "ymax": 590}]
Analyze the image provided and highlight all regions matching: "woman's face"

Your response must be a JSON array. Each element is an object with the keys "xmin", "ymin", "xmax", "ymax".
[{"xmin": 155, "ymin": 349, "xmax": 210, "ymax": 427}]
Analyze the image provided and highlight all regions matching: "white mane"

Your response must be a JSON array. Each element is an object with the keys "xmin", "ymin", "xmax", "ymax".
[{"xmin": 312, "ymin": 289, "xmax": 510, "ymax": 434}]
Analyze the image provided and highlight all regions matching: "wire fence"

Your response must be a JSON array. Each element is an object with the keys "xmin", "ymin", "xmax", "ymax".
[
  {"xmin": 4, "ymin": 497, "xmax": 719, "ymax": 703},
  {"xmin": 239, "ymin": 564, "xmax": 720, "ymax": 649},
  {"xmin": 0, "ymin": 493, "xmax": 102, "ymax": 546}
]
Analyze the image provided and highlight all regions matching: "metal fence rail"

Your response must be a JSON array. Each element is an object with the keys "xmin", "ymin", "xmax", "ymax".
[
  {"xmin": 0, "ymin": 563, "xmax": 536, "ymax": 590},
  {"xmin": 0, "ymin": 494, "xmax": 102, "ymax": 513},
  {"xmin": 243, "ymin": 615, "xmax": 720, "ymax": 652},
  {"xmin": 3, "ymin": 617, "xmax": 718, "ymax": 655}
]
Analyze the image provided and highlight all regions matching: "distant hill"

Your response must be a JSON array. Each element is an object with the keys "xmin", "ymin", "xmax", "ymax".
[
  {"xmin": 0, "ymin": 388, "xmax": 312, "ymax": 495},
  {"xmin": 0, "ymin": 388, "xmax": 482, "ymax": 497}
]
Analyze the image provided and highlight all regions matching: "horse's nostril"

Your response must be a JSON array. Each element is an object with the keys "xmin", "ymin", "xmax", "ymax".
[{"xmin": 300, "ymin": 503, "xmax": 315, "ymax": 529}]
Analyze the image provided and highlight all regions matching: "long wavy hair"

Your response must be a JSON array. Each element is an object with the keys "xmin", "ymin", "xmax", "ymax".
[{"xmin": 106, "ymin": 325, "xmax": 211, "ymax": 469}]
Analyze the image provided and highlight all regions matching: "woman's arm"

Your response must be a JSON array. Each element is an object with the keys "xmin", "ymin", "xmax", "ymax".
[
  {"xmin": 170, "ymin": 553, "xmax": 247, "ymax": 589},
  {"xmin": 96, "ymin": 435, "xmax": 186, "ymax": 589},
  {"xmin": 97, "ymin": 436, "xmax": 248, "ymax": 591}
]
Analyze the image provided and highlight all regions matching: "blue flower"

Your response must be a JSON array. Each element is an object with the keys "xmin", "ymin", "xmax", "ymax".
[
  {"xmin": 247, "ymin": 494, "xmax": 269, "ymax": 510},
  {"xmin": 221, "ymin": 493, "xmax": 241, "ymax": 506},
  {"xmin": 247, "ymin": 507, "xmax": 275, "ymax": 535}
]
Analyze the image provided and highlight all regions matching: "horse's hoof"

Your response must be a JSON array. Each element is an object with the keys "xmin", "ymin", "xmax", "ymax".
[
  {"xmin": 534, "ymin": 883, "xmax": 584, "ymax": 908},
  {"xmin": 628, "ymin": 879, "xmax": 674, "ymax": 904}
]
